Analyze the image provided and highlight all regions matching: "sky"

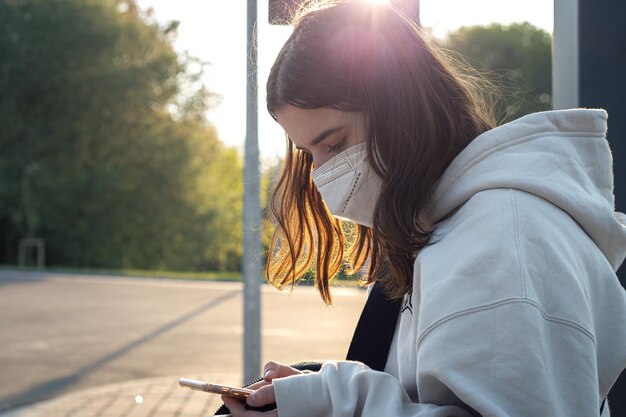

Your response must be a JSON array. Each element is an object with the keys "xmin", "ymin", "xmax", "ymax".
[{"xmin": 136, "ymin": 0, "xmax": 554, "ymax": 163}]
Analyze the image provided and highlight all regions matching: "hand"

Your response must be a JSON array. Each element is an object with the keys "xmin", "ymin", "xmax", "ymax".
[{"xmin": 222, "ymin": 361, "xmax": 303, "ymax": 417}]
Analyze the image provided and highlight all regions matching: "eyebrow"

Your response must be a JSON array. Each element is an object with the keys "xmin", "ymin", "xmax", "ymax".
[{"xmin": 295, "ymin": 126, "xmax": 345, "ymax": 151}]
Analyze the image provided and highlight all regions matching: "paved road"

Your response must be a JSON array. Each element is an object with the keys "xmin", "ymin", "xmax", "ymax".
[{"xmin": 0, "ymin": 270, "xmax": 366, "ymax": 412}]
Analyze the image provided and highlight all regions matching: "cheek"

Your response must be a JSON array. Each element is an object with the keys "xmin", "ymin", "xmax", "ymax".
[{"xmin": 311, "ymin": 155, "xmax": 323, "ymax": 169}]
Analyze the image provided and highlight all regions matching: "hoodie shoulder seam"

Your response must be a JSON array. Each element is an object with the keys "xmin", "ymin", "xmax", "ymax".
[{"xmin": 416, "ymin": 297, "xmax": 596, "ymax": 349}]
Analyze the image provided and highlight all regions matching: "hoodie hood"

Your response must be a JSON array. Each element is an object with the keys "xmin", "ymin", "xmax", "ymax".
[{"xmin": 424, "ymin": 109, "xmax": 626, "ymax": 271}]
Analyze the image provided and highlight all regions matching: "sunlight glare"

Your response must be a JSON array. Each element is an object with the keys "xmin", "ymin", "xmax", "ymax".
[{"xmin": 360, "ymin": 0, "xmax": 390, "ymax": 5}]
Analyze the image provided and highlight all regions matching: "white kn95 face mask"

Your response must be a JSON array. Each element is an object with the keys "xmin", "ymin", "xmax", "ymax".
[{"xmin": 311, "ymin": 143, "xmax": 382, "ymax": 228}]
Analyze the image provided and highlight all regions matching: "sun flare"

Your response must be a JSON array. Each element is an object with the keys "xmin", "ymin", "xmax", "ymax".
[{"xmin": 360, "ymin": 0, "xmax": 390, "ymax": 5}]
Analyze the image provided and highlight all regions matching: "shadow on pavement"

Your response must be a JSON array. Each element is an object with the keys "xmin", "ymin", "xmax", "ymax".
[{"xmin": 0, "ymin": 289, "xmax": 239, "ymax": 412}]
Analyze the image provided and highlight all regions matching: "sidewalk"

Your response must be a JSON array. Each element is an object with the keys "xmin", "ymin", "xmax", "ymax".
[{"xmin": 0, "ymin": 373, "xmax": 239, "ymax": 417}]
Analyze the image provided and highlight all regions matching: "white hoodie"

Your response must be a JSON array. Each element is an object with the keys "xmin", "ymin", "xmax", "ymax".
[{"xmin": 272, "ymin": 109, "xmax": 626, "ymax": 417}]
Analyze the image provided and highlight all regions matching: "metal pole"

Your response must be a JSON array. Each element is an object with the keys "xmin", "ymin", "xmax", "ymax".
[
  {"xmin": 243, "ymin": 0, "xmax": 261, "ymax": 384},
  {"xmin": 552, "ymin": 0, "xmax": 579, "ymax": 109}
]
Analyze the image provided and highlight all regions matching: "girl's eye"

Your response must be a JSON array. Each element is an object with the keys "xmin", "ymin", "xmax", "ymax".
[{"xmin": 327, "ymin": 139, "xmax": 346, "ymax": 154}]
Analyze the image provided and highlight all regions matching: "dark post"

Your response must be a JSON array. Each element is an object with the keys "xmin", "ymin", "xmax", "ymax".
[{"xmin": 579, "ymin": 1, "xmax": 626, "ymax": 218}]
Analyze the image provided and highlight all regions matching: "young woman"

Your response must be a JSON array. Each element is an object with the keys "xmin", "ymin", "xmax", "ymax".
[{"xmin": 222, "ymin": 1, "xmax": 626, "ymax": 416}]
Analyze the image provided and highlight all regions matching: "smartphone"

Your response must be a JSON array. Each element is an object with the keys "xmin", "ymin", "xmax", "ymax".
[{"xmin": 178, "ymin": 378, "xmax": 253, "ymax": 399}]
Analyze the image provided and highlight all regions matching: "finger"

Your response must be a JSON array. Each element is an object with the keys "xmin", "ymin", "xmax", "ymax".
[
  {"xmin": 246, "ymin": 379, "xmax": 270, "ymax": 390},
  {"xmin": 222, "ymin": 395, "xmax": 278, "ymax": 417},
  {"xmin": 222, "ymin": 395, "xmax": 246, "ymax": 415},
  {"xmin": 246, "ymin": 384, "xmax": 276, "ymax": 407},
  {"xmin": 263, "ymin": 361, "xmax": 302, "ymax": 382}
]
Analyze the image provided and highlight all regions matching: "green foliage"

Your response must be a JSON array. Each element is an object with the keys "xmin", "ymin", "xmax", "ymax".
[
  {"xmin": 0, "ymin": 0, "xmax": 243, "ymax": 271},
  {"xmin": 444, "ymin": 22, "xmax": 552, "ymax": 122}
]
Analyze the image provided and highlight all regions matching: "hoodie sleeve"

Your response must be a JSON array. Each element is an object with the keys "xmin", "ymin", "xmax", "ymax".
[{"xmin": 272, "ymin": 361, "xmax": 474, "ymax": 417}]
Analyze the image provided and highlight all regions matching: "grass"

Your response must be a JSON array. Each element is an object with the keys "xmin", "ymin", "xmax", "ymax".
[
  {"xmin": 0, "ymin": 265, "xmax": 363, "ymax": 287},
  {"xmin": 0, "ymin": 264, "xmax": 242, "ymax": 282}
]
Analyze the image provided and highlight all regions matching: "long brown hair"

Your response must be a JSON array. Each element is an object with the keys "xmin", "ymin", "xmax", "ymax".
[{"xmin": 266, "ymin": 1, "xmax": 496, "ymax": 304}]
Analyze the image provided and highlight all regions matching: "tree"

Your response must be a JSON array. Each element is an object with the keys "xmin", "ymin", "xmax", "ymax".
[
  {"xmin": 444, "ymin": 22, "xmax": 552, "ymax": 122},
  {"xmin": 0, "ymin": 0, "xmax": 243, "ymax": 271}
]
